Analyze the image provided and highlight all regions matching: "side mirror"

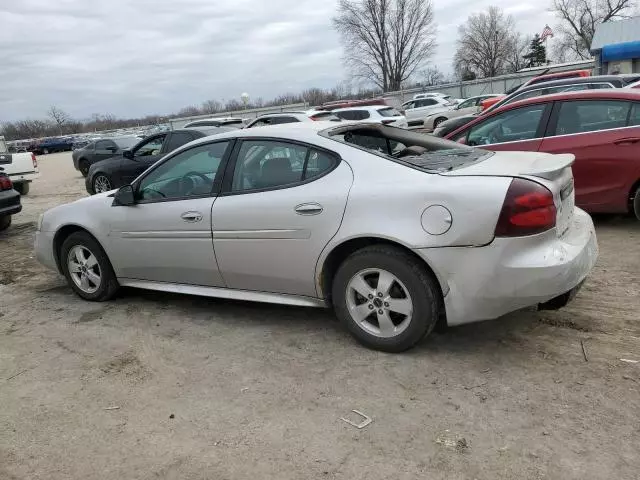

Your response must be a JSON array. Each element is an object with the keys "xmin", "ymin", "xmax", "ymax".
[
  {"xmin": 123, "ymin": 149, "xmax": 134, "ymax": 160},
  {"xmin": 113, "ymin": 185, "xmax": 135, "ymax": 206}
]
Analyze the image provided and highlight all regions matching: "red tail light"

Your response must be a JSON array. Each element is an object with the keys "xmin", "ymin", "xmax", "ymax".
[
  {"xmin": 0, "ymin": 175, "xmax": 12, "ymax": 191},
  {"xmin": 31, "ymin": 152, "xmax": 37, "ymax": 168},
  {"xmin": 495, "ymin": 178, "xmax": 556, "ymax": 237}
]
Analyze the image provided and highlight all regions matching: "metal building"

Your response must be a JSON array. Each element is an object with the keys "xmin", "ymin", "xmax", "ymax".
[{"xmin": 591, "ymin": 16, "xmax": 640, "ymax": 75}]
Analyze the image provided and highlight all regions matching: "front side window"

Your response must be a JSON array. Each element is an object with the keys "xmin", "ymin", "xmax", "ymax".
[
  {"xmin": 336, "ymin": 111, "xmax": 356, "ymax": 121},
  {"xmin": 114, "ymin": 137, "xmax": 139, "ymax": 149},
  {"xmin": 356, "ymin": 110, "xmax": 371, "ymax": 120},
  {"xmin": 138, "ymin": 141, "xmax": 230, "ymax": 201},
  {"xmin": 555, "ymin": 100, "xmax": 631, "ymax": 135},
  {"xmin": 231, "ymin": 140, "xmax": 335, "ymax": 192},
  {"xmin": 460, "ymin": 104, "xmax": 546, "ymax": 146},
  {"xmin": 135, "ymin": 135, "xmax": 166, "ymax": 157},
  {"xmin": 270, "ymin": 116, "xmax": 300, "ymax": 125}
]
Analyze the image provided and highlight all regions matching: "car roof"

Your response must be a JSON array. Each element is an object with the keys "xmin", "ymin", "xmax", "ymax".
[
  {"xmin": 491, "ymin": 88, "xmax": 640, "ymax": 113},
  {"xmin": 516, "ymin": 75, "xmax": 628, "ymax": 92},
  {"xmin": 334, "ymin": 105, "xmax": 392, "ymax": 112}
]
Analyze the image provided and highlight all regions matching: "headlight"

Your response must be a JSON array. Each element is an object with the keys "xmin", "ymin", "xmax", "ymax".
[{"xmin": 37, "ymin": 214, "xmax": 44, "ymax": 232}]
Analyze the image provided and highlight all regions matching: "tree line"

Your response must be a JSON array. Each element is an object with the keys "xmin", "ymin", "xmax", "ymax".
[{"xmin": 2, "ymin": 0, "xmax": 636, "ymax": 141}]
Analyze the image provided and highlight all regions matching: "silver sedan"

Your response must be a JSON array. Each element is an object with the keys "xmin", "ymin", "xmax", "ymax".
[{"xmin": 35, "ymin": 123, "xmax": 598, "ymax": 352}]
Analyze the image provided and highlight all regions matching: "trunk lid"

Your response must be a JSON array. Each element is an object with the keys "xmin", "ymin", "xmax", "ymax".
[{"xmin": 442, "ymin": 150, "xmax": 576, "ymax": 237}]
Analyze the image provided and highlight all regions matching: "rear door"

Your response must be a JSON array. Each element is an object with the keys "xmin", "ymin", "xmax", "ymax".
[
  {"xmin": 450, "ymin": 102, "xmax": 552, "ymax": 153},
  {"xmin": 539, "ymin": 99, "xmax": 640, "ymax": 212},
  {"xmin": 211, "ymin": 139, "xmax": 353, "ymax": 298}
]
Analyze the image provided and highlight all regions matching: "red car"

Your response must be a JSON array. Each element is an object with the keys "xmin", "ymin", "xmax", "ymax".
[{"xmin": 446, "ymin": 89, "xmax": 640, "ymax": 219}]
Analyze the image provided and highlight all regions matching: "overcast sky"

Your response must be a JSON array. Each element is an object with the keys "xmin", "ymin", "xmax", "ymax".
[{"xmin": 0, "ymin": 0, "xmax": 556, "ymax": 122}]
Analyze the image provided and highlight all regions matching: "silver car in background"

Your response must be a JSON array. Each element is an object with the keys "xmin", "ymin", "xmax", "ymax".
[{"xmin": 35, "ymin": 123, "xmax": 598, "ymax": 352}]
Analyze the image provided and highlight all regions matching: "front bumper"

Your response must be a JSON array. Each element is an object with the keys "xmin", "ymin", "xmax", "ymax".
[
  {"xmin": 35, "ymin": 230, "xmax": 58, "ymax": 272},
  {"xmin": 417, "ymin": 208, "xmax": 598, "ymax": 326}
]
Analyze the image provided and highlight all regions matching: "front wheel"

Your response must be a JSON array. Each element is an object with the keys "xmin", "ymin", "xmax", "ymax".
[
  {"xmin": 634, "ymin": 186, "xmax": 640, "ymax": 221},
  {"xmin": 332, "ymin": 245, "xmax": 440, "ymax": 352},
  {"xmin": 60, "ymin": 231, "xmax": 119, "ymax": 301},
  {"xmin": 0, "ymin": 215, "xmax": 11, "ymax": 232},
  {"xmin": 92, "ymin": 174, "xmax": 113, "ymax": 194}
]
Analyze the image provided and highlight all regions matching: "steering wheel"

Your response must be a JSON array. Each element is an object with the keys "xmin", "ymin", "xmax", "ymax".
[{"xmin": 179, "ymin": 171, "xmax": 210, "ymax": 195}]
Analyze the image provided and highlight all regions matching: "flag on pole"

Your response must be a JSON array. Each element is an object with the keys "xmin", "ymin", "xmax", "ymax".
[{"xmin": 540, "ymin": 25, "xmax": 554, "ymax": 41}]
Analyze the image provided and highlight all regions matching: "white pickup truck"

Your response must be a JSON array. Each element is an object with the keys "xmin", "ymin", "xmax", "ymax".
[{"xmin": 0, "ymin": 136, "xmax": 39, "ymax": 195}]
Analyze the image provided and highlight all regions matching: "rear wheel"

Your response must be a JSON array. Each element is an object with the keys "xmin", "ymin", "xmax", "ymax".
[
  {"xmin": 332, "ymin": 245, "xmax": 440, "ymax": 352},
  {"xmin": 92, "ymin": 174, "xmax": 113, "ymax": 194},
  {"xmin": 79, "ymin": 159, "xmax": 90, "ymax": 177},
  {"xmin": 0, "ymin": 215, "xmax": 11, "ymax": 232},
  {"xmin": 14, "ymin": 182, "xmax": 29, "ymax": 195},
  {"xmin": 634, "ymin": 186, "xmax": 640, "ymax": 221},
  {"xmin": 60, "ymin": 231, "xmax": 119, "ymax": 301}
]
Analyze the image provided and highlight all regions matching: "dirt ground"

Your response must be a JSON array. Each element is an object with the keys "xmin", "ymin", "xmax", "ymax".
[{"xmin": 1, "ymin": 152, "xmax": 639, "ymax": 480}]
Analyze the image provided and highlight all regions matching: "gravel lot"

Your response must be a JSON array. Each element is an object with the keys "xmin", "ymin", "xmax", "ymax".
[{"xmin": 1, "ymin": 152, "xmax": 639, "ymax": 480}]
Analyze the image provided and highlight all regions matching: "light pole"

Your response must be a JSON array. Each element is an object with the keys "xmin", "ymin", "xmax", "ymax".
[{"xmin": 241, "ymin": 92, "xmax": 250, "ymax": 110}]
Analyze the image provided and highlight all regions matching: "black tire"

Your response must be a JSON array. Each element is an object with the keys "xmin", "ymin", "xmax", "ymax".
[
  {"xmin": 0, "ymin": 215, "xmax": 11, "ymax": 232},
  {"xmin": 60, "ymin": 231, "xmax": 119, "ymax": 301},
  {"xmin": 433, "ymin": 117, "xmax": 447, "ymax": 128},
  {"xmin": 92, "ymin": 173, "xmax": 113, "ymax": 194},
  {"xmin": 14, "ymin": 182, "xmax": 30, "ymax": 195},
  {"xmin": 79, "ymin": 159, "xmax": 90, "ymax": 177},
  {"xmin": 634, "ymin": 186, "xmax": 640, "ymax": 221},
  {"xmin": 332, "ymin": 245, "xmax": 440, "ymax": 352}
]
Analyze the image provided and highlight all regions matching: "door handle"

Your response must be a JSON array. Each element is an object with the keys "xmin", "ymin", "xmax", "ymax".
[
  {"xmin": 613, "ymin": 138, "xmax": 640, "ymax": 145},
  {"xmin": 181, "ymin": 211, "xmax": 203, "ymax": 222},
  {"xmin": 294, "ymin": 203, "xmax": 323, "ymax": 215}
]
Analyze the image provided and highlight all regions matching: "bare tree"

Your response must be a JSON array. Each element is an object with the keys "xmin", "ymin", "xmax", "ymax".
[
  {"xmin": 454, "ymin": 6, "xmax": 519, "ymax": 78},
  {"xmin": 201, "ymin": 99, "xmax": 222, "ymax": 114},
  {"xmin": 177, "ymin": 106, "xmax": 200, "ymax": 117},
  {"xmin": 333, "ymin": 0, "xmax": 437, "ymax": 91},
  {"xmin": 504, "ymin": 33, "xmax": 531, "ymax": 73},
  {"xmin": 421, "ymin": 65, "xmax": 445, "ymax": 85},
  {"xmin": 551, "ymin": 0, "xmax": 637, "ymax": 60},
  {"xmin": 47, "ymin": 106, "xmax": 70, "ymax": 135}
]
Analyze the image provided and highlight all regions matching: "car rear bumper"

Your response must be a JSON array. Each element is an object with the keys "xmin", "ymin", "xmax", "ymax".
[
  {"xmin": 35, "ymin": 230, "xmax": 58, "ymax": 272},
  {"xmin": 416, "ymin": 208, "xmax": 598, "ymax": 326},
  {"xmin": 8, "ymin": 171, "xmax": 39, "ymax": 183},
  {"xmin": 0, "ymin": 189, "xmax": 22, "ymax": 216}
]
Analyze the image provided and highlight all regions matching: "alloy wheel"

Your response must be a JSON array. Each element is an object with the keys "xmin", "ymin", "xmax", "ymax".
[
  {"xmin": 345, "ymin": 268, "xmax": 413, "ymax": 338},
  {"xmin": 67, "ymin": 245, "xmax": 101, "ymax": 294},
  {"xmin": 93, "ymin": 175, "xmax": 112, "ymax": 193}
]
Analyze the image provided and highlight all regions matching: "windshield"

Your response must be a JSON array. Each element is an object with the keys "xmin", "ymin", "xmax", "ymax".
[{"xmin": 114, "ymin": 137, "xmax": 140, "ymax": 149}]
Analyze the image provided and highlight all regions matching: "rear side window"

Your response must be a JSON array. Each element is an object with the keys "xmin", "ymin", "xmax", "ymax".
[
  {"xmin": 165, "ymin": 132, "xmax": 195, "ymax": 152},
  {"xmin": 417, "ymin": 98, "xmax": 438, "ymax": 107},
  {"xmin": 95, "ymin": 140, "xmax": 117, "ymax": 150},
  {"xmin": 378, "ymin": 107, "xmax": 401, "ymax": 117},
  {"xmin": 270, "ymin": 116, "xmax": 300, "ymax": 125},
  {"xmin": 461, "ymin": 104, "xmax": 546, "ymax": 146},
  {"xmin": 336, "ymin": 110, "xmax": 370, "ymax": 120},
  {"xmin": 554, "ymin": 100, "xmax": 631, "ymax": 135},
  {"xmin": 629, "ymin": 103, "xmax": 640, "ymax": 126},
  {"xmin": 231, "ymin": 140, "xmax": 336, "ymax": 192}
]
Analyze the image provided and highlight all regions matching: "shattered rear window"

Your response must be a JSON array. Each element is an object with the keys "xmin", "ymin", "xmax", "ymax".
[{"xmin": 398, "ymin": 148, "xmax": 490, "ymax": 172}]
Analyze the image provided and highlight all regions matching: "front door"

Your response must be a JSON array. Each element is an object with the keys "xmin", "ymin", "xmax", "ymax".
[
  {"xmin": 539, "ymin": 99, "xmax": 640, "ymax": 212},
  {"xmin": 211, "ymin": 139, "xmax": 353, "ymax": 298},
  {"xmin": 107, "ymin": 140, "xmax": 232, "ymax": 286},
  {"xmin": 120, "ymin": 134, "xmax": 168, "ymax": 184},
  {"xmin": 451, "ymin": 102, "xmax": 551, "ymax": 153}
]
